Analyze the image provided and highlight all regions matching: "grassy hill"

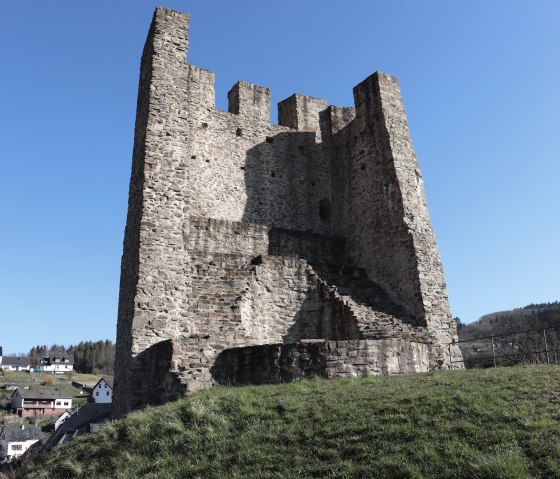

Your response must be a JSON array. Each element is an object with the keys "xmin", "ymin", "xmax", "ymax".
[{"xmin": 21, "ymin": 366, "xmax": 560, "ymax": 479}]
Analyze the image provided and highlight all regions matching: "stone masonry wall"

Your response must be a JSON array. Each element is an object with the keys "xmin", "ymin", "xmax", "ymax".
[
  {"xmin": 211, "ymin": 339, "xmax": 429, "ymax": 386},
  {"xmin": 330, "ymin": 73, "xmax": 460, "ymax": 364},
  {"xmin": 113, "ymin": 7, "xmax": 462, "ymax": 417}
]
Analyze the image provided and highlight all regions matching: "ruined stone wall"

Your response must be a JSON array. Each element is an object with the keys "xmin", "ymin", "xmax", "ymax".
[
  {"xmin": 183, "ymin": 72, "xmax": 332, "ymax": 234},
  {"xmin": 113, "ymin": 7, "xmax": 462, "ymax": 417},
  {"xmin": 329, "ymin": 73, "xmax": 459, "ymax": 364},
  {"xmin": 211, "ymin": 339, "xmax": 429, "ymax": 386}
]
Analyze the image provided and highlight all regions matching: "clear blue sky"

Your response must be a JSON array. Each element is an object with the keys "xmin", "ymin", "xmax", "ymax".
[{"xmin": 1, "ymin": 1, "xmax": 559, "ymax": 354}]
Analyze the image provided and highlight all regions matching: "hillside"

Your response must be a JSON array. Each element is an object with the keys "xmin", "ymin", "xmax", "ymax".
[
  {"xmin": 20, "ymin": 366, "xmax": 560, "ymax": 479},
  {"xmin": 457, "ymin": 302, "xmax": 560, "ymax": 368},
  {"xmin": 459, "ymin": 301, "xmax": 560, "ymax": 341}
]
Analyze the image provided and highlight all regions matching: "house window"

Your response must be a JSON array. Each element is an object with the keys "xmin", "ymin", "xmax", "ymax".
[
  {"xmin": 96, "ymin": 392, "xmax": 99, "ymax": 396},
  {"xmin": 106, "ymin": 391, "xmax": 110, "ymax": 396},
  {"xmin": 11, "ymin": 444, "xmax": 22, "ymax": 451},
  {"xmin": 64, "ymin": 401, "xmax": 69, "ymax": 406}
]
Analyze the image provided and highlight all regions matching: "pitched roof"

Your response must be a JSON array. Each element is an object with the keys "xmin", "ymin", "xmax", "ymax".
[
  {"xmin": 42, "ymin": 352, "xmax": 74, "ymax": 365},
  {"xmin": 40, "ymin": 403, "xmax": 112, "ymax": 453},
  {"xmin": 93, "ymin": 377, "xmax": 114, "ymax": 390},
  {"xmin": 12, "ymin": 387, "xmax": 72, "ymax": 400},
  {"xmin": 2, "ymin": 356, "xmax": 31, "ymax": 367},
  {"xmin": 0, "ymin": 427, "xmax": 45, "ymax": 443}
]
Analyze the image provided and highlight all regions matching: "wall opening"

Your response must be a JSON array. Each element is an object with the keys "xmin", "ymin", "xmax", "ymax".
[{"xmin": 319, "ymin": 199, "xmax": 331, "ymax": 221}]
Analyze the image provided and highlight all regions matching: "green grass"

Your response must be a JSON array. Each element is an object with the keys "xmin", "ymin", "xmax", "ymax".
[
  {"xmin": 22, "ymin": 366, "xmax": 560, "ymax": 479},
  {"xmin": 0, "ymin": 371, "xmax": 100, "ymax": 399}
]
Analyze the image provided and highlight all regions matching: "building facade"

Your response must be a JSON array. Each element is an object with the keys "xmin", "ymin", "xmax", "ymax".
[
  {"xmin": 11, "ymin": 388, "xmax": 73, "ymax": 417},
  {"xmin": 113, "ymin": 7, "xmax": 463, "ymax": 416},
  {"xmin": 92, "ymin": 378, "xmax": 113, "ymax": 404},
  {"xmin": 38, "ymin": 352, "xmax": 74, "ymax": 374},
  {"xmin": 0, "ymin": 356, "xmax": 31, "ymax": 372},
  {"xmin": 0, "ymin": 427, "xmax": 45, "ymax": 462}
]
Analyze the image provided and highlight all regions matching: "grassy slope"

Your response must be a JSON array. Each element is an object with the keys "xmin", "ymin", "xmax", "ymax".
[
  {"xmin": 24, "ymin": 366, "xmax": 560, "ymax": 479},
  {"xmin": 1, "ymin": 371, "xmax": 100, "ymax": 390}
]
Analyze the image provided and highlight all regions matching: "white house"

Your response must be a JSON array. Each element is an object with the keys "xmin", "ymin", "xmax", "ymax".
[
  {"xmin": 0, "ymin": 426, "xmax": 45, "ymax": 462},
  {"xmin": 37, "ymin": 351, "xmax": 74, "ymax": 374},
  {"xmin": 41, "ymin": 403, "xmax": 111, "ymax": 453},
  {"xmin": 92, "ymin": 378, "xmax": 113, "ymax": 404},
  {"xmin": 0, "ymin": 356, "xmax": 31, "ymax": 372},
  {"xmin": 55, "ymin": 410, "xmax": 73, "ymax": 430}
]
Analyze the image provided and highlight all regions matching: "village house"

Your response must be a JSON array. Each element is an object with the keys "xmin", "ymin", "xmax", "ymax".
[
  {"xmin": 11, "ymin": 387, "xmax": 73, "ymax": 417},
  {"xmin": 40, "ymin": 403, "xmax": 111, "ymax": 454},
  {"xmin": 91, "ymin": 378, "xmax": 112, "ymax": 404},
  {"xmin": 54, "ymin": 410, "xmax": 72, "ymax": 430},
  {"xmin": 0, "ymin": 356, "xmax": 31, "ymax": 372},
  {"xmin": 37, "ymin": 351, "xmax": 74, "ymax": 374},
  {"xmin": 0, "ymin": 426, "xmax": 45, "ymax": 462}
]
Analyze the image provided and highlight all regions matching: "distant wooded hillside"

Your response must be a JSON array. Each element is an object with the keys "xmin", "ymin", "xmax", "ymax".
[
  {"xmin": 457, "ymin": 302, "xmax": 559, "ymax": 368},
  {"xmin": 458, "ymin": 301, "xmax": 559, "ymax": 340}
]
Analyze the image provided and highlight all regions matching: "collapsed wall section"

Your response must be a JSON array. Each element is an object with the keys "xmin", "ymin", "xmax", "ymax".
[{"xmin": 211, "ymin": 339, "xmax": 430, "ymax": 385}]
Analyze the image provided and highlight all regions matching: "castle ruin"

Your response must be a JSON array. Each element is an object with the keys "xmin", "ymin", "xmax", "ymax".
[{"xmin": 113, "ymin": 7, "xmax": 463, "ymax": 417}]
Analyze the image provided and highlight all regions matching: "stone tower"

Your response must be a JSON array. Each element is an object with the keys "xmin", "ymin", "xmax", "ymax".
[{"xmin": 113, "ymin": 7, "xmax": 462, "ymax": 417}]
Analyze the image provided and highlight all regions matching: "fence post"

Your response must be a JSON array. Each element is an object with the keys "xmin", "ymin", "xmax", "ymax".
[
  {"xmin": 544, "ymin": 329, "xmax": 550, "ymax": 365},
  {"xmin": 491, "ymin": 336, "xmax": 497, "ymax": 368}
]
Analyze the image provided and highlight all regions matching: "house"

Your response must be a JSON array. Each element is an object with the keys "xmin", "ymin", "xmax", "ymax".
[
  {"xmin": 11, "ymin": 387, "xmax": 73, "ymax": 417},
  {"xmin": 91, "ymin": 378, "xmax": 113, "ymax": 404},
  {"xmin": 37, "ymin": 351, "xmax": 74, "ymax": 374},
  {"xmin": 0, "ymin": 426, "xmax": 45, "ymax": 462},
  {"xmin": 39, "ymin": 403, "xmax": 112, "ymax": 454},
  {"xmin": 0, "ymin": 356, "xmax": 31, "ymax": 372},
  {"xmin": 54, "ymin": 410, "xmax": 72, "ymax": 430}
]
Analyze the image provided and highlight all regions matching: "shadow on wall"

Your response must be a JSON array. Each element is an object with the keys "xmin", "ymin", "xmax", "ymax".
[
  {"xmin": 130, "ymin": 340, "xmax": 185, "ymax": 410},
  {"xmin": 240, "ymin": 130, "xmax": 332, "ymax": 234},
  {"xmin": 209, "ymin": 341, "xmax": 328, "ymax": 386},
  {"xmin": 281, "ymin": 282, "xmax": 361, "ymax": 343},
  {"xmin": 241, "ymin": 129, "xmax": 422, "ymax": 337}
]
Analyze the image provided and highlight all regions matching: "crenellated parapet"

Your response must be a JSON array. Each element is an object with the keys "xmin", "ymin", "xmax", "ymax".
[
  {"xmin": 228, "ymin": 81, "xmax": 271, "ymax": 121},
  {"xmin": 113, "ymin": 6, "xmax": 462, "ymax": 418}
]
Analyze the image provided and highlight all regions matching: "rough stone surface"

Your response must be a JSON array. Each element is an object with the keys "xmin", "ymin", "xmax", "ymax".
[{"xmin": 113, "ymin": 7, "xmax": 463, "ymax": 417}]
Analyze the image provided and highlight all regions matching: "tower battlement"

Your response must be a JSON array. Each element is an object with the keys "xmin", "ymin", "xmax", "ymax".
[{"xmin": 113, "ymin": 7, "xmax": 463, "ymax": 417}]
